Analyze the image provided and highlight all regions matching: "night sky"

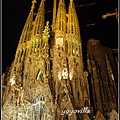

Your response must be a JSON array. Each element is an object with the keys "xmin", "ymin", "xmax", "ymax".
[{"xmin": 2, "ymin": 0, "xmax": 118, "ymax": 73}]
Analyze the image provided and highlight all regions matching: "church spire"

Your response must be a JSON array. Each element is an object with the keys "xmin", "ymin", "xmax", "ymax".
[
  {"xmin": 31, "ymin": 0, "xmax": 45, "ymax": 37},
  {"xmin": 55, "ymin": 0, "xmax": 66, "ymax": 32},
  {"xmin": 67, "ymin": 0, "xmax": 80, "ymax": 38},
  {"xmin": 52, "ymin": 0, "xmax": 57, "ymax": 31},
  {"xmin": 18, "ymin": 0, "xmax": 36, "ymax": 45},
  {"xmin": 31, "ymin": 0, "xmax": 37, "ymax": 12}
]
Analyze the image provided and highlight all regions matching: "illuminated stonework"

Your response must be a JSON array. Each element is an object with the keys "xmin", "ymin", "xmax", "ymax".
[{"xmin": 2, "ymin": 0, "xmax": 118, "ymax": 120}]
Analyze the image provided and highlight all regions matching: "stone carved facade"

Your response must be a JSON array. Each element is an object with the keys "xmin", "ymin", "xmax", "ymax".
[
  {"xmin": 86, "ymin": 39, "xmax": 118, "ymax": 119},
  {"xmin": 2, "ymin": 0, "xmax": 118, "ymax": 120}
]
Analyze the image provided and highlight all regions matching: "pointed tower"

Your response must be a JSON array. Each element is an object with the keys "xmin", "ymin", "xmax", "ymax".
[
  {"xmin": 67, "ymin": 0, "xmax": 90, "ymax": 116},
  {"xmin": 51, "ymin": 0, "xmax": 90, "ymax": 119},
  {"xmin": 2, "ymin": 0, "xmax": 91, "ymax": 119},
  {"xmin": 6, "ymin": 0, "xmax": 36, "ymax": 100},
  {"xmin": 31, "ymin": 0, "xmax": 45, "ymax": 36},
  {"xmin": 53, "ymin": 0, "xmax": 67, "ymax": 91},
  {"xmin": 2, "ymin": 0, "xmax": 36, "ymax": 119},
  {"xmin": 2, "ymin": 0, "xmax": 55, "ymax": 119},
  {"xmin": 14, "ymin": 0, "xmax": 36, "ymax": 64},
  {"xmin": 52, "ymin": 0, "xmax": 77, "ymax": 119},
  {"xmin": 23, "ymin": 0, "xmax": 45, "ymax": 85},
  {"xmin": 54, "ymin": 0, "xmax": 66, "ymax": 51},
  {"xmin": 67, "ymin": 0, "xmax": 80, "ymax": 37},
  {"xmin": 28, "ymin": 0, "xmax": 45, "ymax": 56},
  {"xmin": 52, "ymin": 0, "xmax": 57, "ymax": 31},
  {"xmin": 9, "ymin": 0, "xmax": 36, "ymax": 87}
]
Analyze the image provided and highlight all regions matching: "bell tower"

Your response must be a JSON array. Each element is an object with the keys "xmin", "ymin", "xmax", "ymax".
[
  {"xmin": 52, "ymin": 0, "xmax": 90, "ymax": 119},
  {"xmin": 2, "ymin": 0, "xmax": 55, "ymax": 119},
  {"xmin": 2, "ymin": 0, "xmax": 91, "ymax": 119}
]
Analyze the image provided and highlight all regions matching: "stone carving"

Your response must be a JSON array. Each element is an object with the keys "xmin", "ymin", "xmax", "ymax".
[{"xmin": 2, "ymin": 0, "xmax": 118, "ymax": 119}]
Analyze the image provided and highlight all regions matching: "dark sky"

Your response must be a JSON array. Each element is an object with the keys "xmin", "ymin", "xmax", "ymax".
[{"xmin": 2, "ymin": 0, "xmax": 118, "ymax": 73}]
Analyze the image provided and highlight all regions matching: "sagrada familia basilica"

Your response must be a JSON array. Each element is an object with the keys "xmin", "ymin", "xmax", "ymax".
[{"xmin": 2, "ymin": 0, "xmax": 118, "ymax": 119}]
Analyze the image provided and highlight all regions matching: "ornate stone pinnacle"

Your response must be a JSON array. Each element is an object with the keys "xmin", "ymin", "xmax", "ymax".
[
  {"xmin": 42, "ymin": 21, "xmax": 50, "ymax": 39},
  {"xmin": 31, "ymin": 0, "xmax": 37, "ymax": 11}
]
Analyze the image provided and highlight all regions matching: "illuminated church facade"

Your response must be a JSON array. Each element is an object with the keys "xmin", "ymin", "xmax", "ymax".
[{"xmin": 2, "ymin": 0, "xmax": 118, "ymax": 120}]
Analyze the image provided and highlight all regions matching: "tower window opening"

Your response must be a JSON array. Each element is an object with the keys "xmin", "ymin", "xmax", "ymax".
[
  {"xmin": 38, "ymin": 43, "xmax": 40, "ymax": 50},
  {"xmin": 72, "ymin": 41, "xmax": 74, "ymax": 47},
  {"xmin": 59, "ymin": 21, "xmax": 61, "ymax": 30},
  {"xmin": 50, "ymin": 60, "xmax": 53, "ymax": 71},
  {"xmin": 62, "ymin": 47, "xmax": 64, "ymax": 51},
  {"xmin": 20, "ymin": 49, "xmax": 24, "ymax": 62},
  {"xmin": 58, "ymin": 47, "xmax": 61, "ymax": 50},
  {"xmin": 24, "ymin": 35, "xmax": 26, "ymax": 42},
  {"xmin": 77, "ymin": 92, "xmax": 80, "ymax": 100},
  {"xmin": 65, "ymin": 41, "xmax": 68, "ymax": 53},
  {"xmin": 85, "ymin": 100, "xmax": 89, "ymax": 107},
  {"xmin": 74, "ymin": 27, "xmax": 76, "ymax": 35},
  {"xmin": 71, "ymin": 25, "xmax": 74, "ymax": 34},
  {"xmin": 58, "ymin": 52, "xmax": 61, "ymax": 57},
  {"xmin": 23, "ymin": 49, "xmax": 26, "ymax": 60},
  {"xmin": 72, "ymin": 41, "xmax": 75, "ymax": 55},
  {"xmin": 41, "ymin": 39, "xmax": 43, "ymax": 48},
  {"xmin": 37, "ymin": 25, "xmax": 39, "ymax": 34},
  {"xmin": 30, "ymin": 46, "xmax": 32, "ymax": 55},
  {"xmin": 62, "ymin": 21, "xmax": 64, "ymax": 31}
]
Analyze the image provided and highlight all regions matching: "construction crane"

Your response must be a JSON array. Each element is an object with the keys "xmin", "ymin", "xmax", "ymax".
[{"xmin": 102, "ymin": 8, "xmax": 118, "ymax": 21}]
